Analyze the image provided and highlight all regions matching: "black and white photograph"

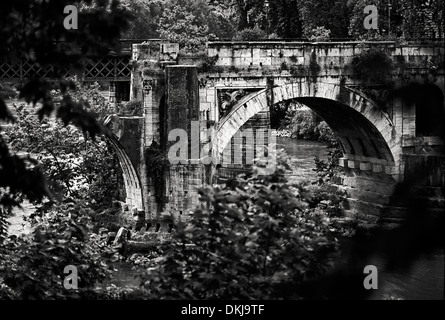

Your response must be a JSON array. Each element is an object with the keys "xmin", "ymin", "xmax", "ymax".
[{"xmin": 0, "ymin": 0, "xmax": 444, "ymax": 308}]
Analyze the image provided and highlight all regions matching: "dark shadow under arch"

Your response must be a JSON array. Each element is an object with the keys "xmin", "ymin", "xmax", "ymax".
[{"xmin": 295, "ymin": 97, "xmax": 395, "ymax": 163}]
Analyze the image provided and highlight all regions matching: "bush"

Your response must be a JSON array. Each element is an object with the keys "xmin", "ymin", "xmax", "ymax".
[
  {"xmin": 314, "ymin": 139, "xmax": 343, "ymax": 185},
  {"xmin": 139, "ymin": 152, "xmax": 339, "ymax": 299},
  {"xmin": 4, "ymin": 103, "xmax": 119, "ymax": 208},
  {"xmin": 0, "ymin": 202, "xmax": 118, "ymax": 299},
  {"xmin": 118, "ymin": 99, "xmax": 143, "ymax": 116},
  {"xmin": 351, "ymin": 48, "xmax": 393, "ymax": 83},
  {"xmin": 0, "ymin": 83, "xmax": 17, "ymax": 99},
  {"xmin": 198, "ymin": 55, "xmax": 219, "ymax": 73},
  {"xmin": 308, "ymin": 26, "xmax": 331, "ymax": 41},
  {"xmin": 233, "ymin": 27, "xmax": 267, "ymax": 41},
  {"xmin": 283, "ymin": 108, "xmax": 335, "ymax": 143}
]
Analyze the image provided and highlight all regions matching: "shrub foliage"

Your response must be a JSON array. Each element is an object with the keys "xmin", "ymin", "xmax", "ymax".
[{"xmin": 139, "ymin": 153, "xmax": 339, "ymax": 299}]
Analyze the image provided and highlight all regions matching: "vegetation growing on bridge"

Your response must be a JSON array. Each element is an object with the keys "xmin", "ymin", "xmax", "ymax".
[
  {"xmin": 352, "ymin": 48, "xmax": 394, "ymax": 83},
  {"xmin": 351, "ymin": 48, "xmax": 394, "ymax": 112},
  {"xmin": 145, "ymin": 142, "xmax": 168, "ymax": 209},
  {"xmin": 118, "ymin": 99, "xmax": 143, "ymax": 116}
]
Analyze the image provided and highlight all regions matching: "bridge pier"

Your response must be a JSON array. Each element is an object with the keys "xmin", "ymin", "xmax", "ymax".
[{"xmin": 163, "ymin": 65, "xmax": 206, "ymax": 222}]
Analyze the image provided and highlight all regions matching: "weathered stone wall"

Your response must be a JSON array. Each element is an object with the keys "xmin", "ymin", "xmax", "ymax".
[
  {"xmin": 218, "ymin": 110, "xmax": 270, "ymax": 179},
  {"xmin": 130, "ymin": 42, "xmax": 179, "ymax": 101},
  {"xmin": 207, "ymin": 41, "xmax": 444, "ymax": 77},
  {"xmin": 130, "ymin": 42, "xmax": 181, "ymax": 221},
  {"xmin": 200, "ymin": 41, "xmax": 444, "ymax": 221},
  {"xmin": 164, "ymin": 66, "xmax": 205, "ymax": 220},
  {"xmin": 124, "ymin": 40, "xmax": 444, "ymax": 223}
]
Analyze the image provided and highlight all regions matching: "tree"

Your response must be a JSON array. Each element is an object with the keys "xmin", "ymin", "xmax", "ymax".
[
  {"xmin": 348, "ymin": 0, "xmax": 391, "ymax": 39},
  {"xmin": 347, "ymin": 0, "xmax": 444, "ymax": 40},
  {"xmin": 140, "ymin": 152, "xmax": 339, "ymax": 299},
  {"xmin": 158, "ymin": 0, "xmax": 236, "ymax": 52},
  {"xmin": 0, "ymin": 0, "xmax": 130, "ymax": 238},
  {"xmin": 399, "ymin": 0, "xmax": 444, "ymax": 39},
  {"xmin": 0, "ymin": 202, "xmax": 118, "ymax": 299},
  {"xmin": 267, "ymin": 0, "xmax": 303, "ymax": 38},
  {"xmin": 300, "ymin": 0, "xmax": 350, "ymax": 39},
  {"xmin": 208, "ymin": 0, "xmax": 265, "ymax": 33},
  {"xmin": 3, "ymin": 79, "xmax": 121, "ymax": 209},
  {"xmin": 120, "ymin": 0, "xmax": 163, "ymax": 39},
  {"xmin": 158, "ymin": 1, "xmax": 211, "ymax": 52}
]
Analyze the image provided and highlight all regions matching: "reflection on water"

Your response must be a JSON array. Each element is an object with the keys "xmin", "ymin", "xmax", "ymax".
[
  {"xmin": 337, "ymin": 239, "xmax": 444, "ymax": 300},
  {"xmin": 276, "ymin": 136, "xmax": 328, "ymax": 183},
  {"xmin": 368, "ymin": 250, "xmax": 444, "ymax": 300}
]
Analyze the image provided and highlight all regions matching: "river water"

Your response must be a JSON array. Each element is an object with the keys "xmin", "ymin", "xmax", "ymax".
[
  {"xmin": 277, "ymin": 136, "xmax": 444, "ymax": 300},
  {"xmin": 276, "ymin": 136, "xmax": 328, "ymax": 183}
]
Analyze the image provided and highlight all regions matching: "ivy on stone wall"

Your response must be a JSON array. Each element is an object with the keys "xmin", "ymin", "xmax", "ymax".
[
  {"xmin": 145, "ymin": 142, "xmax": 168, "ymax": 209},
  {"xmin": 309, "ymin": 51, "xmax": 321, "ymax": 82},
  {"xmin": 359, "ymin": 85, "xmax": 393, "ymax": 113},
  {"xmin": 141, "ymin": 67, "xmax": 165, "ymax": 78},
  {"xmin": 351, "ymin": 49, "xmax": 395, "ymax": 112},
  {"xmin": 198, "ymin": 54, "xmax": 221, "ymax": 73},
  {"xmin": 118, "ymin": 99, "xmax": 143, "ymax": 116},
  {"xmin": 351, "ymin": 48, "xmax": 394, "ymax": 83}
]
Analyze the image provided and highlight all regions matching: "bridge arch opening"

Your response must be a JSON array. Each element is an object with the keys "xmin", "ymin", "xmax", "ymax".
[
  {"xmin": 103, "ymin": 115, "xmax": 144, "ymax": 211},
  {"xmin": 216, "ymin": 81, "xmax": 399, "ymax": 174},
  {"xmin": 294, "ymin": 97, "xmax": 394, "ymax": 163}
]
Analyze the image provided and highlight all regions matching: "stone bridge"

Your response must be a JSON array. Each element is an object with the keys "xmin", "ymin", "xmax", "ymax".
[{"xmin": 15, "ymin": 40, "xmax": 445, "ymax": 226}]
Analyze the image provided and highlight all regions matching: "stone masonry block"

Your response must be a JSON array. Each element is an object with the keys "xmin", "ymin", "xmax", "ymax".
[
  {"xmin": 359, "ymin": 162, "xmax": 372, "ymax": 171},
  {"xmin": 384, "ymin": 165, "xmax": 397, "ymax": 175},
  {"xmin": 273, "ymin": 87, "xmax": 283, "ymax": 102},
  {"xmin": 280, "ymin": 86, "xmax": 289, "ymax": 101},
  {"xmin": 339, "ymin": 157, "xmax": 349, "ymax": 168},
  {"xmin": 372, "ymin": 164, "xmax": 383, "ymax": 173},
  {"xmin": 259, "ymin": 57, "xmax": 272, "ymax": 66},
  {"xmin": 348, "ymin": 160, "xmax": 359, "ymax": 169}
]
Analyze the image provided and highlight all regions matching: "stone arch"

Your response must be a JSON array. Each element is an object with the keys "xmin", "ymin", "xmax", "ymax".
[
  {"xmin": 103, "ymin": 115, "xmax": 144, "ymax": 211},
  {"xmin": 216, "ymin": 80, "xmax": 401, "ymax": 174}
]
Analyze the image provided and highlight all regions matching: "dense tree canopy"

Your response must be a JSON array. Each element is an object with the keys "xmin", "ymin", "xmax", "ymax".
[
  {"xmin": 348, "ymin": 0, "xmax": 444, "ymax": 39},
  {"xmin": 117, "ymin": 0, "xmax": 445, "ymax": 46},
  {"xmin": 0, "ymin": 0, "xmax": 129, "ymax": 238},
  {"xmin": 120, "ymin": 0, "xmax": 163, "ymax": 39},
  {"xmin": 3, "ymin": 79, "xmax": 120, "ymax": 208}
]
